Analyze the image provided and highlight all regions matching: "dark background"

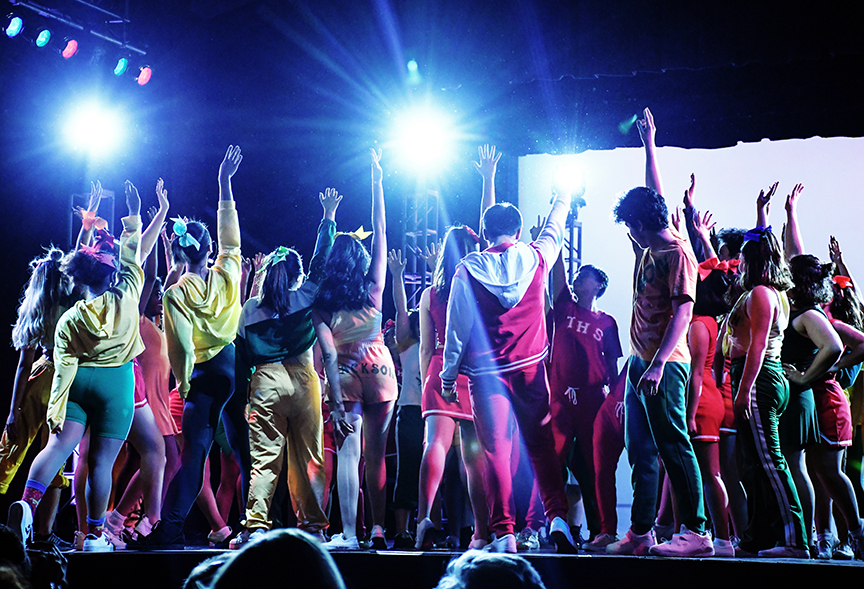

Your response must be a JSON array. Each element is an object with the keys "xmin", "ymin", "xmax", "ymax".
[{"xmin": 1, "ymin": 0, "xmax": 862, "ymax": 419}]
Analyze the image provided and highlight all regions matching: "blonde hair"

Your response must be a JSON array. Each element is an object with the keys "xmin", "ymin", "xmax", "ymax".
[{"xmin": 11, "ymin": 248, "xmax": 69, "ymax": 351}]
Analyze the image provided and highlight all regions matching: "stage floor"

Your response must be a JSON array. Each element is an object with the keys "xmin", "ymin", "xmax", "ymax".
[{"xmin": 65, "ymin": 545, "xmax": 864, "ymax": 589}]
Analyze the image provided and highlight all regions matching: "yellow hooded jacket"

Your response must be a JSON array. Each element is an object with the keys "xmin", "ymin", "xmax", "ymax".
[{"xmin": 47, "ymin": 215, "xmax": 145, "ymax": 431}]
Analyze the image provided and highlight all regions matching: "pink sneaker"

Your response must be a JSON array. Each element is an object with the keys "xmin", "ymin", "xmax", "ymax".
[
  {"xmin": 648, "ymin": 525, "xmax": 714, "ymax": 557},
  {"xmin": 606, "ymin": 529, "xmax": 656, "ymax": 555}
]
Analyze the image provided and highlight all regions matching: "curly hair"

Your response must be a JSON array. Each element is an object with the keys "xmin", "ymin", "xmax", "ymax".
[
  {"xmin": 830, "ymin": 281, "xmax": 864, "ymax": 331},
  {"xmin": 613, "ymin": 187, "xmax": 668, "ymax": 231},
  {"xmin": 315, "ymin": 234, "xmax": 372, "ymax": 313},
  {"xmin": 259, "ymin": 248, "xmax": 305, "ymax": 316},
  {"xmin": 434, "ymin": 226, "xmax": 480, "ymax": 299},
  {"xmin": 717, "ymin": 228, "xmax": 747, "ymax": 260},
  {"xmin": 788, "ymin": 254, "xmax": 834, "ymax": 308},
  {"xmin": 435, "ymin": 550, "xmax": 546, "ymax": 589},
  {"xmin": 736, "ymin": 229, "xmax": 793, "ymax": 294},
  {"xmin": 12, "ymin": 248, "xmax": 68, "ymax": 350},
  {"xmin": 171, "ymin": 220, "xmax": 211, "ymax": 266},
  {"xmin": 63, "ymin": 244, "xmax": 118, "ymax": 292}
]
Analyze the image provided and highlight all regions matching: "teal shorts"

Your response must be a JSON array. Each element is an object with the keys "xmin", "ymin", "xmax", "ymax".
[{"xmin": 65, "ymin": 363, "xmax": 135, "ymax": 440}]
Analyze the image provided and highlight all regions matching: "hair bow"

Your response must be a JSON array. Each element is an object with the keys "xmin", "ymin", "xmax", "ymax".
[
  {"xmin": 80, "ymin": 229, "xmax": 118, "ymax": 269},
  {"xmin": 81, "ymin": 210, "xmax": 108, "ymax": 232},
  {"xmin": 697, "ymin": 257, "xmax": 740, "ymax": 281},
  {"xmin": 833, "ymin": 275, "xmax": 853, "ymax": 290},
  {"xmin": 172, "ymin": 217, "xmax": 201, "ymax": 250},
  {"xmin": 743, "ymin": 225, "xmax": 772, "ymax": 243},
  {"xmin": 336, "ymin": 226, "xmax": 373, "ymax": 242},
  {"xmin": 257, "ymin": 246, "xmax": 292, "ymax": 274}
]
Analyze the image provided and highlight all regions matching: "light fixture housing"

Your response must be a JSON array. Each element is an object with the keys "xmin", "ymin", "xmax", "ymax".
[
  {"xmin": 136, "ymin": 65, "xmax": 152, "ymax": 86},
  {"xmin": 5, "ymin": 14, "xmax": 24, "ymax": 38},
  {"xmin": 61, "ymin": 37, "xmax": 79, "ymax": 59}
]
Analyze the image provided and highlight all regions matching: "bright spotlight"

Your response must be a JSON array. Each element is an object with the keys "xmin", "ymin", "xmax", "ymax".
[
  {"xmin": 35, "ymin": 28, "xmax": 51, "ymax": 48},
  {"xmin": 554, "ymin": 164, "xmax": 586, "ymax": 199},
  {"xmin": 392, "ymin": 107, "xmax": 455, "ymax": 172},
  {"xmin": 64, "ymin": 103, "xmax": 124, "ymax": 157},
  {"xmin": 136, "ymin": 65, "xmax": 152, "ymax": 86},
  {"xmin": 5, "ymin": 14, "xmax": 24, "ymax": 38},
  {"xmin": 113, "ymin": 57, "xmax": 129, "ymax": 76},
  {"xmin": 61, "ymin": 37, "xmax": 78, "ymax": 59}
]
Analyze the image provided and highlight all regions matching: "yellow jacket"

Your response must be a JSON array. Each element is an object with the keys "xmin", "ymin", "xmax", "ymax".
[
  {"xmin": 48, "ymin": 215, "xmax": 145, "ymax": 431},
  {"xmin": 164, "ymin": 201, "xmax": 241, "ymax": 395}
]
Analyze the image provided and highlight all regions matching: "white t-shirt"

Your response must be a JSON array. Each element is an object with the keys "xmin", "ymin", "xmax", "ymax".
[{"xmin": 398, "ymin": 343, "xmax": 422, "ymax": 407}]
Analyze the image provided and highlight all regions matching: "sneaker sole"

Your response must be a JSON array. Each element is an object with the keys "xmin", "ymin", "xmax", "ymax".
[
  {"xmin": 649, "ymin": 547, "xmax": 714, "ymax": 557},
  {"xmin": 550, "ymin": 530, "xmax": 578, "ymax": 555},
  {"xmin": 8, "ymin": 502, "xmax": 31, "ymax": 545}
]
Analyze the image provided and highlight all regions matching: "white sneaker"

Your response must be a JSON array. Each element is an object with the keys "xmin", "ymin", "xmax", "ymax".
[
  {"xmin": 606, "ymin": 528, "xmax": 656, "ymax": 555},
  {"xmin": 323, "ymin": 533, "xmax": 360, "ymax": 551},
  {"xmin": 415, "ymin": 518, "xmax": 436, "ymax": 550},
  {"xmin": 712, "ymin": 538, "xmax": 735, "ymax": 557},
  {"xmin": 584, "ymin": 533, "xmax": 618, "ymax": 552},
  {"xmin": 229, "ymin": 528, "xmax": 268, "ymax": 550},
  {"xmin": 82, "ymin": 533, "xmax": 115, "ymax": 552},
  {"xmin": 815, "ymin": 532, "xmax": 836, "ymax": 560},
  {"xmin": 485, "ymin": 533, "xmax": 517, "ymax": 553},
  {"xmin": 7, "ymin": 501, "xmax": 33, "ymax": 546},
  {"xmin": 134, "ymin": 515, "xmax": 153, "ymax": 538},
  {"xmin": 649, "ymin": 525, "xmax": 714, "ymax": 557},
  {"xmin": 549, "ymin": 517, "xmax": 578, "ymax": 554},
  {"xmin": 208, "ymin": 525, "xmax": 232, "ymax": 546},
  {"xmin": 516, "ymin": 527, "xmax": 540, "ymax": 551},
  {"xmin": 757, "ymin": 545, "xmax": 810, "ymax": 559}
]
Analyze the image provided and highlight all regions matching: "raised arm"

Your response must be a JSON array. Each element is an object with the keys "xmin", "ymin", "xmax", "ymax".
[
  {"xmin": 474, "ymin": 144, "xmax": 501, "ymax": 223},
  {"xmin": 637, "ymin": 108, "xmax": 663, "ymax": 196},
  {"xmin": 219, "ymin": 145, "xmax": 242, "ymax": 203},
  {"xmin": 140, "ymin": 178, "xmax": 170, "ymax": 262},
  {"xmin": 784, "ymin": 183, "xmax": 805, "ymax": 260},
  {"xmin": 691, "ymin": 210, "xmax": 718, "ymax": 261},
  {"xmin": 755, "ymin": 182, "xmax": 778, "ymax": 229},
  {"xmin": 139, "ymin": 221, "xmax": 159, "ymax": 315},
  {"xmin": 75, "ymin": 181, "xmax": 103, "ymax": 249},
  {"xmin": 368, "ymin": 148, "xmax": 387, "ymax": 309},
  {"xmin": 681, "ymin": 175, "xmax": 711, "ymax": 262},
  {"xmin": 388, "ymin": 249, "xmax": 411, "ymax": 345}
]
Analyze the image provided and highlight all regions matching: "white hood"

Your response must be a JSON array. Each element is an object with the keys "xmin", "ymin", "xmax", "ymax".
[{"xmin": 460, "ymin": 242, "xmax": 539, "ymax": 309}]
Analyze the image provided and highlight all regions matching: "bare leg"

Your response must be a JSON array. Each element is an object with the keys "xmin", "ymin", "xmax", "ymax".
[
  {"xmin": 161, "ymin": 435, "xmax": 181, "ymax": 505},
  {"xmin": 459, "ymin": 421, "xmax": 488, "ymax": 542},
  {"xmin": 417, "ymin": 416, "xmax": 457, "ymax": 522},
  {"xmin": 116, "ymin": 404, "xmax": 166, "ymax": 524},
  {"xmin": 336, "ymin": 402, "xmax": 364, "ymax": 539},
  {"xmin": 809, "ymin": 445, "xmax": 862, "ymax": 534},
  {"xmin": 787, "ymin": 448, "xmax": 815, "ymax": 545},
  {"xmin": 195, "ymin": 456, "xmax": 228, "ymax": 533},
  {"xmin": 86, "ymin": 435, "xmax": 128, "ymax": 527},
  {"xmin": 216, "ymin": 451, "xmax": 241, "ymax": 523},
  {"xmin": 719, "ymin": 433, "xmax": 748, "ymax": 538},
  {"xmin": 362, "ymin": 400, "xmax": 395, "ymax": 529},
  {"xmin": 694, "ymin": 441, "xmax": 730, "ymax": 540},
  {"xmin": 74, "ymin": 431, "xmax": 90, "ymax": 532}
]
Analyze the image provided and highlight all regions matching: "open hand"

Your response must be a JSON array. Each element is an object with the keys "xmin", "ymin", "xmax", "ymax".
[
  {"xmin": 156, "ymin": 178, "xmax": 169, "ymax": 211},
  {"xmin": 636, "ymin": 361, "xmax": 664, "ymax": 396},
  {"xmin": 87, "ymin": 180, "xmax": 103, "ymax": 211},
  {"xmin": 829, "ymin": 235, "xmax": 843, "ymax": 266},
  {"xmin": 757, "ymin": 182, "xmax": 779, "ymax": 213},
  {"xmin": 683, "ymin": 173, "xmax": 696, "ymax": 209},
  {"xmin": 692, "ymin": 209, "xmax": 716, "ymax": 241},
  {"xmin": 370, "ymin": 148, "xmax": 383, "ymax": 183},
  {"xmin": 319, "ymin": 187, "xmax": 343, "ymax": 219},
  {"xmin": 636, "ymin": 107, "xmax": 656, "ymax": 147},
  {"xmin": 219, "ymin": 145, "xmax": 243, "ymax": 179},
  {"xmin": 784, "ymin": 183, "xmax": 804, "ymax": 214},
  {"xmin": 252, "ymin": 252, "xmax": 267, "ymax": 274},
  {"xmin": 421, "ymin": 240, "xmax": 440, "ymax": 271},
  {"xmin": 529, "ymin": 215, "xmax": 546, "ymax": 241},
  {"xmin": 388, "ymin": 249, "xmax": 407, "ymax": 275},
  {"xmin": 125, "ymin": 180, "xmax": 141, "ymax": 216},
  {"xmin": 473, "ymin": 144, "xmax": 501, "ymax": 179}
]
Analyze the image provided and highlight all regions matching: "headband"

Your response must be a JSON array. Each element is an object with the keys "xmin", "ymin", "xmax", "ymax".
[
  {"xmin": 336, "ymin": 226, "xmax": 373, "ymax": 242},
  {"xmin": 697, "ymin": 257, "xmax": 740, "ymax": 281},
  {"xmin": 172, "ymin": 217, "xmax": 202, "ymax": 250},
  {"xmin": 743, "ymin": 225, "xmax": 772, "ymax": 243},
  {"xmin": 833, "ymin": 275, "xmax": 853, "ymax": 290}
]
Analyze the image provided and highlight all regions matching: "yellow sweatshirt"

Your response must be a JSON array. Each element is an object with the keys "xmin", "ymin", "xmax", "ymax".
[
  {"xmin": 47, "ymin": 215, "xmax": 145, "ymax": 431},
  {"xmin": 164, "ymin": 201, "xmax": 241, "ymax": 395}
]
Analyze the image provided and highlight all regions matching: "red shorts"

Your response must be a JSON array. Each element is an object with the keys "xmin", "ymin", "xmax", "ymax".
[
  {"xmin": 812, "ymin": 376, "xmax": 853, "ymax": 446},
  {"xmin": 169, "ymin": 387, "xmax": 184, "ymax": 433},
  {"xmin": 692, "ymin": 373, "xmax": 724, "ymax": 443},
  {"xmin": 132, "ymin": 359, "xmax": 148, "ymax": 409},
  {"xmin": 421, "ymin": 353, "xmax": 473, "ymax": 421}
]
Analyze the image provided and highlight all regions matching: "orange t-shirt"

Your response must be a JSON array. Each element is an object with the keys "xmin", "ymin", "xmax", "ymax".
[{"xmin": 629, "ymin": 237, "xmax": 697, "ymax": 364}]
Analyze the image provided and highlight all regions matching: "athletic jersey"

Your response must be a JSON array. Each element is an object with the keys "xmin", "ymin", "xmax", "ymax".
[
  {"xmin": 48, "ymin": 215, "xmax": 145, "ymax": 431},
  {"xmin": 781, "ymin": 306, "xmax": 823, "ymax": 370},
  {"xmin": 549, "ymin": 290, "xmax": 622, "ymax": 389},
  {"xmin": 163, "ymin": 200, "xmax": 242, "ymax": 395},
  {"xmin": 629, "ymin": 235, "xmax": 697, "ymax": 363}
]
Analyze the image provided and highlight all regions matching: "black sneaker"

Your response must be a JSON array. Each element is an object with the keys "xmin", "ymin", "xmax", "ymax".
[
  {"xmin": 126, "ymin": 521, "xmax": 185, "ymax": 551},
  {"xmin": 33, "ymin": 532, "xmax": 74, "ymax": 552},
  {"xmin": 392, "ymin": 531, "xmax": 415, "ymax": 550}
]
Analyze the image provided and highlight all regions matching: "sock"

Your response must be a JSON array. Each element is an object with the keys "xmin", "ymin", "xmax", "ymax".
[
  {"xmin": 87, "ymin": 515, "xmax": 106, "ymax": 537},
  {"xmin": 22, "ymin": 480, "xmax": 47, "ymax": 515}
]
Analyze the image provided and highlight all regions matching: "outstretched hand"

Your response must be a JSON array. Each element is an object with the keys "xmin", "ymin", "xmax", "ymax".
[
  {"xmin": 421, "ymin": 240, "xmax": 441, "ymax": 270},
  {"xmin": 636, "ymin": 107, "xmax": 656, "ymax": 147},
  {"xmin": 829, "ymin": 235, "xmax": 843, "ymax": 266},
  {"xmin": 155, "ymin": 178, "xmax": 169, "ymax": 211},
  {"xmin": 756, "ymin": 182, "xmax": 779, "ymax": 214},
  {"xmin": 370, "ymin": 148, "xmax": 383, "ymax": 183},
  {"xmin": 219, "ymin": 145, "xmax": 243, "ymax": 179},
  {"xmin": 388, "ymin": 249, "xmax": 407, "ymax": 275},
  {"xmin": 252, "ymin": 252, "xmax": 267, "ymax": 274},
  {"xmin": 692, "ymin": 210, "xmax": 716, "ymax": 241},
  {"xmin": 473, "ymin": 144, "xmax": 501, "ymax": 179},
  {"xmin": 125, "ymin": 180, "xmax": 141, "ymax": 216},
  {"xmin": 784, "ymin": 183, "xmax": 804, "ymax": 214},
  {"xmin": 670, "ymin": 206, "xmax": 682, "ymax": 234},
  {"xmin": 87, "ymin": 180, "xmax": 103, "ymax": 211},
  {"xmin": 529, "ymin": 215, "xmax": 546, "ymax": 241},
  {"xmin": 683, "ymin": 173, "xmax": 696, "ymax": 209},
  {"xmin": 319, "ymin": 187, "xmax": 343, "ymax": 220}
]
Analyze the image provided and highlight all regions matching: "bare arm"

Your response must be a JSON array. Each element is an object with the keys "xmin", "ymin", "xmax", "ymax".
[
  {"xmin": 637, "ymin": 108, "xmax": 662, "ymax": 196},
  {"xmin": 691, "ymin": 210, "xmax": 718, "ymax": 261},
  {"xmin": 75, "ymin": 181, "xmax": 103, "ymax": 249},
  {"xmin": 140, "ymin": 179, "xmax": 170, "ymax": 262},
  {"xmin": 783, "ymin": 310, "xmax": 843, "ymax": 387},
  {"xmin": 139, "ymin": 236, "xmax": 158, "ymax": 316},
  {"xmin": 831, "ymin": 320, "xmax": 864, "ymax": 370},
  {"xmin": 368, "ymin": 149, "xmax": 387, "ymax": 309},
  {"xmin": 418, "ymin": 288, "xmax": 435, "ymax": 391},
  {"xmin": 550, "ymin": 249, "xmax": 568, "ymax": 304},
  {"xmin": 735, "ymin": 286, "xmax": 775, "ymax": 421},
  {"xmin": 756, "ymin": 182, "xmax": 778, "ymax": 230},
  {"xmin": 219, "ymin": 146, "xmax": 242, "ymax": 202},
  {"xmin": 388, "ymin": 249, "xmax": 411, "ymax": 345},
  {"xmin": 784, "ymin": 183, "xmax": 805, "ymax": 260},
  {"xmin": 474, "ymin": 144, "xmax": 501, "ymax": 227},
  {"xmin": 6, "ymin": 347, "xmax": 36, "ymax": 439},
  {"xmin": 637, "ymin": 297, "xmax": 694, "ymax": 395},
  {"xmin": 312, "ymin": 309, "xmax": 354, "ymax": 441}
]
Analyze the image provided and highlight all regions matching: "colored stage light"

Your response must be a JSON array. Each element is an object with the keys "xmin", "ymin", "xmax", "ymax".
[
  {"xmin": 553, "ymin": 164, "xmax": 586, "ymax": 199},
  {"xmin": 392, "ymin": 106, "xmax": 457, "ymax": 173},
  {"xmin": 61, "ymin": 38, "xmax": 78, "ymax": 59},
  {"xmin": 407, "ymin": 59, "xmax": 418, "ymax": 72},
  {"xmin": 35, "ymin": 28, "xmax": 51, "ymax": 47},
  {"xmin": 136, "ymin": 66, "xmax": 152, "ymax": 86},
  {"xmin": 114, "ymin": 57, "xmax": 129, "ymax": 76},
  {"xmin": 64, "ymin": 103, "xmax": 124, "ymax": 156},
  {"xmin": 5, "ymin": 15, "xmax": 24, "ymax": 38}
]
